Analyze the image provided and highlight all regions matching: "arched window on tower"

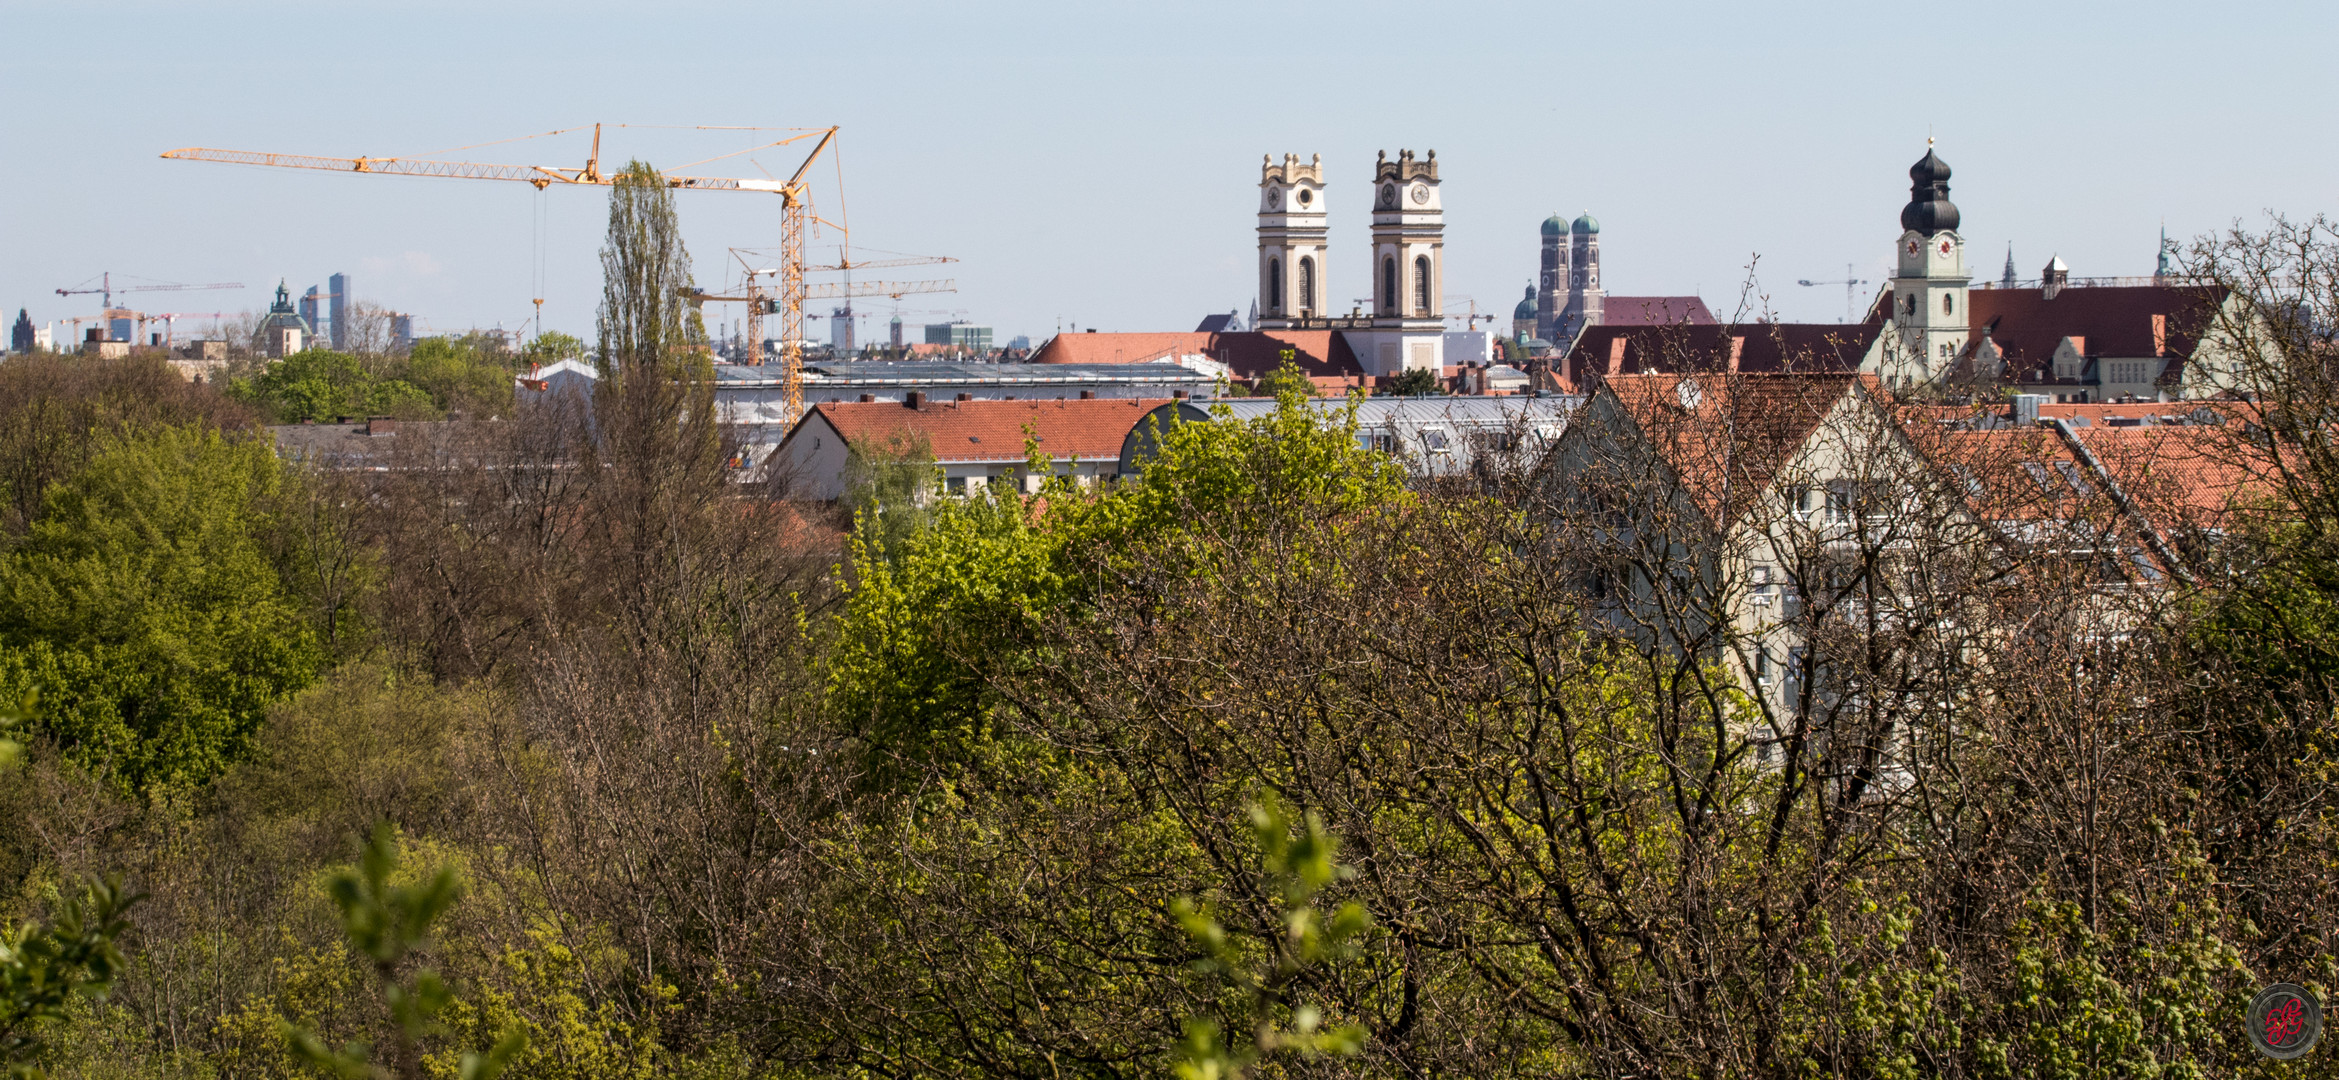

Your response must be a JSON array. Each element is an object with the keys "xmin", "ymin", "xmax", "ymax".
[
  {"xmin": 1414, "ymin": 256, "xmax": 1432, "ymax": 315},
  {"xmin": 1267, "ymin": 258, "xmax": 1282, "ymax": 315},
  {"xmin": 1382, "ymin": 257, "xmax": 1398, "ymax": 315},
  {"xmin": 1942, "ymin": 292, "xmax": 1954, "ymax": 316},
  {"xmin": 1298, "ymin": 256, "xmax": 1316, "ymax": 317}
]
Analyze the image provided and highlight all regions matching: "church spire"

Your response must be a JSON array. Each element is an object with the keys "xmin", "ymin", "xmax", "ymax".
[{"xmin": 2002, "ymin": 244, "xmax": 2017, "ymax": 288}]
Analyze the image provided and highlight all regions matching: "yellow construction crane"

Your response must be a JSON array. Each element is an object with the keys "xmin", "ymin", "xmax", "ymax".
[{"xmin": 162, "ymin": 124, "xmax": 839, "ymax": 420}]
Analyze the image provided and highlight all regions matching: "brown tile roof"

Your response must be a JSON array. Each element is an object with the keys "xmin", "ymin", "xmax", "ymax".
[
  {"xmin": 1600, "ymin": 295, "xmax": 1719, "ymax": 325},
  {"xmin": 807, "ymin": 397, "xmax": 1175, "ymax": 464},
  {"xmin": 1601, "ymin": 372, "xmax": 1875, "ymax": 525},
  {"xmin": 1562, "ymin": 321, "xmax": 1883, "ymax": 389},
  {"xmin": 1963, "ymin": 284, "xmax": 2226, "ymax": 376}
]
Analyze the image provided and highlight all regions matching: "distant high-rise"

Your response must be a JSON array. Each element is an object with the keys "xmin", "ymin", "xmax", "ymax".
[
  {"xmin": 830, "ymin": 307, "xmax": 855, "ymax": 352},
  {"xmin": 328, "ymin": 272, "xmax": 349, "ymax": 349},
  {"xmin": 9, "ymin": 309, "xmax": 32, "ymax": 354},
  {"xmin": 889, "ymin": 315, "xmax": 904, "ymax": 351},
  {"xmin": 389, "ymin": 313, "xmax": 414, "ymax": 350}
]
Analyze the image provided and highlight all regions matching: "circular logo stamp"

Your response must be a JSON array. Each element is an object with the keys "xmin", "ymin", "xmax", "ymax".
[{"xmin": 2248, "ymin": 983, "xmax": 2323, "ymax": 1060}]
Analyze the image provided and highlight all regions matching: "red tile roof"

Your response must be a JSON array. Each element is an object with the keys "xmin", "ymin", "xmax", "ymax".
[
  {"xmin": 1601, "ymin": 372, "xmax": 1876, "ymax": 524},
  {"xmin": 805, "ymin": 397, "xmax": 1175, "ymax": 464}
]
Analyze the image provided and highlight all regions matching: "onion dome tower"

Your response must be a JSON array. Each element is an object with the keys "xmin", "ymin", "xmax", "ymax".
[
  {"xmin": 1537, "ymin": 213, "xmax": 1569, "ymax": 340},
  {"xmin": 1887, "ymin": 142, "xmax": 1970, "ymax": 386}
]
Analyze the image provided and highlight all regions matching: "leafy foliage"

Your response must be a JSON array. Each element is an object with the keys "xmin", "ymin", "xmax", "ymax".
[
  {"xmin": 1171, "ymin": 801, "xmax": 1369, "ymax": 1080},
  {"xmin": 230, "ymin": 349, "xmax": 432, "ymax": 424},
  {"xmin": 0, "ymin": 876, "xmax": 138, "ymax": 1079},
  {"xmin": 281, "ymin": 824, "xmax": 524, "ymax": 1080},
  {"xmin": 0, "ymin": 425, "xmax": 322, "ymax": 792},
  {"xmin": 1381, "ymin": 367, "xmax": 1441, "ymax": 396}
]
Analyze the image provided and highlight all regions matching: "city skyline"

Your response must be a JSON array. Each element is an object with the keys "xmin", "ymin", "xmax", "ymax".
[{"xmin": 6, "ymin": 0, "xmax": 2333, "ymax": 345}]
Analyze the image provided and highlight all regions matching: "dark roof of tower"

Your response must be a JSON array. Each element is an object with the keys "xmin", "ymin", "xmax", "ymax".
[
  {"xmin": 1572, "ymin": 212, "xmax": 1600, "ymax": 235},
  {"xmin": 1900, "ymin": 147, "xmax": 1960, "ymax": 234},
  {"xmin": 1514, "ymin": 284, "xmax": 1537, "ymax": 319},
  {"xmin": 1542, "ymin": 214, "xmax": 1567, "ymax": 236}
]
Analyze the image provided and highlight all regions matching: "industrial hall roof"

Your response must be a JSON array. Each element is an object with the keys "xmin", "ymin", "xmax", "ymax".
[
  {"xmin": 715, "ymin": 360, "xmax": 1214, "ymax": 389},
  {"xmin": 790, "ymin": 396, "xmax": 1176, "ymax": 465}
]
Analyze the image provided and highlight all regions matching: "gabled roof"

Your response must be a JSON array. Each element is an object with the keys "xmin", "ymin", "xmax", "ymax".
[
  {"xmin": 1598, "ymin": 372, "xmax": 1876, "ymax": 525},
  {"xmin": 1600, "ymin": 295, "xmax": 1719, "ymax": 326},
  {"xmin": 797, "ymin": 397, "xmax": 1175, "ymax": 464},
  {"xmin": 1563, "ymin": 321, "xmax": 1883, "ymax": 387}
]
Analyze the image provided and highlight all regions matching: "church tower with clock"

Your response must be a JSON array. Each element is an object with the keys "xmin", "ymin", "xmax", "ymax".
[
  {"xmin": 1361, "ymin": 148, "xmax": 1445, "ymax": 376},
  {"xmin": 1886, "ymin": 143, "xmax": 1970, "ymax": 386},
  {"xmin": 1256, "ymin": 154, "xmax": 1328, "ymax": 330}
]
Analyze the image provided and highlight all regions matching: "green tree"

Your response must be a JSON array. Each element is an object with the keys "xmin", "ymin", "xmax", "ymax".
[
  {"xmin": 518, "ymin": 331, "xmax": 586, "ymax": 370},
  {"xmin": 232, "ymin": 349, "xmax": 431, "ymax": 424},
  {"xmin": 1171, "ymin": 801, "xmax": 1369, "ymax": 1080},
  {"xmin": 1254, "ymin": 360, "xmax": 1318, "ymax": 399},
  {"xmin": 282, "ymin": 824, "xmax": 524, "ymax": 1080},
  {"xmin": 0, "ymin": 876, "xmax": 138, "ymax": 1080},
  {"xmin": 594, "ymin": 160, "xmax": 719, "ymax": 484},
  {"xmin": 1381, "ymin": 367, "xmax": 1441, "ymax": 396},
  {"xmin": 0, "ymin": 425, "xmax": 323, "ymax": 792},
  {"xmin": 841, "ymin": 428, "xmax": 938, "ymax": 563},
  {"xmin": 393, "ymin": 338, "xmax": 513, "ymax": 419}
]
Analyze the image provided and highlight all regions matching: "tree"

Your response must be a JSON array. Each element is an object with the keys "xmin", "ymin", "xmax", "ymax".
[
  {"xmin": 1254, "ymin": 361, "xmax": 1318, "ymax": 399},
  {"xmin": 841, "ymin": 428, "xmax": 938, "ymax": 563},
  {"xmin": 281, "ymin": 824, "xmax": 524, "ymax": 1080},
  {"xmin": 1381, "ymin": 367, "xmax": 1440, "ymax": 396},
  {"xmin": 0, "ymin": 876, "xmax": 138, "ymax": 1079},
  {"xmin": 230, "ymin": 349, "xmax": 431, "ymax": 424},
  {"xmin": 0, "ymin": 425, "xmax": 323, "ymax": 792}
]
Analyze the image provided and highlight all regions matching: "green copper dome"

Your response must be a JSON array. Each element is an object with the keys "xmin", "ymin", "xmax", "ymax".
[
  {"xmin": 1513, "ymin": 283, "xmax": 1537, "ymax": 319},
  {"xmin": 1572, "ymin": 212, "xmax": 1600, "ymax": 235},
  {"xmin": 1541, "ymin": 213, "xmax": 1567, "ymax": 237}
]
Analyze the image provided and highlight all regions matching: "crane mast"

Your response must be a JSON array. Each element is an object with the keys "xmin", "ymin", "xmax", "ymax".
[{"xmin": 163, "ymin": 124, "xmax": 839, "ymax": 422}]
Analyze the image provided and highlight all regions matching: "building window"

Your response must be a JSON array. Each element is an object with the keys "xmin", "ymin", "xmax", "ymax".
[
  {"xmin": 1382, "ymin": 257, "xmax": 1397, "ymax": 314},
  {"xmin": 1942, "ymin": 292, "xmax": 1955, "ymax": 316},
  {"xmin": 1414, "ymin": 255, "xmax": 1432, "ymax": 314},
  {"xmin": 1755, "ymin": 645, "xmax": 1774, "ymax": 685},
  {"xmin": 1419, "ymin": 427, "xmax": 1452, "ymax": 453},
  {"xmin": 1267, "ymin": 257, "xmax": 1282, "ymax": 315},
  {"xmin": 1298, "ymin": 256, "xmax": 1316, "ymax": 316},
  {"xmin": 1750, "ymin": 565, "xmax": 1776, "ymax": 606}
]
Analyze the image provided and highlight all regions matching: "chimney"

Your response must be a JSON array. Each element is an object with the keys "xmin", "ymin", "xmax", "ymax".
[
  {"xmin": 956, "ymin": 392, "xmax": 972, "ymax": 401},
  {"xmin": 2152, "ymin": 313, "xmax": 2167, "ymax": 356},
  {"xmin": 859, "ymin": 393, "xmax": 875, "ymax": 402},
  {"xmin": 1607, "ymin": 336, "xmax": 1628, "ymax": 375},
  {"xmin": 1728, "ymin": 336, "xmax": 1745, "ymax": 373},
  {"xmin": 905, "ymin": 391, "xmax": 926, "ymax": 409},
  {"xmin": 365, "ymin": 416, "xmax": 398, "ymax": 437},
  {"xmin": 1080, "ymin": 389, "xmax": 1096, "ymax": 399}
]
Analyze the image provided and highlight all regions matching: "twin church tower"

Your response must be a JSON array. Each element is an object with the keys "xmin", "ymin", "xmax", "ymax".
[{"xmin": 1254, "ymin": 150, "xmax": 1448, "ymax": 377}]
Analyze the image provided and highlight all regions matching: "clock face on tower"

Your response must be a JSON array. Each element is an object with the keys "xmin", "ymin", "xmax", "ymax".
[
  {"xmin": 1409, "ymin": 183, "xmax": 1429, "ymax": 205},
  {"xmin": 1379, "ymin": 183, "xmax": 1397, "ymax": 208},
  {"xmin": 1906, "ymin": 239, "xmax": 1922, "ymax": 257},
  {"xmin": 1267, "ymin": 187, "xmax": 1282, "ymax": 209},
  {"xmin": 1936, "ymin": 237, "xmax": 1955, "ymax": 258}
]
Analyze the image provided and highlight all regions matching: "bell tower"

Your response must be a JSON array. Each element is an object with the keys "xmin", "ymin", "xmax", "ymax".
[
  {"xmin": 1886, "ymin": 141, "xmax": 1970, "ymax": 386},
  {"xmin": 1257, "ymin": 154, "xmax": 1327, "ymax": 330},
  {"xmin": 1359, "ymin": 148, "xmax": 1445, "ymax": 377}
]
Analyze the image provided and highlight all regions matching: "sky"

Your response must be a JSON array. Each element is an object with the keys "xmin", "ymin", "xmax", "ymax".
[{"xmin": 6, "ymin": 0, "xmax": 2336, "ymax": 348}]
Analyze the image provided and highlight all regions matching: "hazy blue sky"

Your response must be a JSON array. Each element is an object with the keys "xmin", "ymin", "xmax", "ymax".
[{"xmin": 6, "ymin": 0, "xmax": 2335, "ymax": 346}]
